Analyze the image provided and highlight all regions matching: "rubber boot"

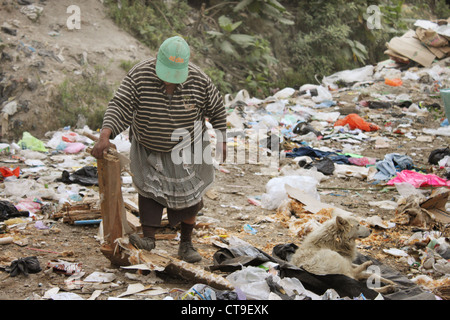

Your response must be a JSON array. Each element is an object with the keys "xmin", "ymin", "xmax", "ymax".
[
  {"xmin": 178, "ymin": 241, "xmax": 202, "ymax": 263},
  {"xmin": 129, "ymin": 234, "xmax": 155, "ymax": 251}
]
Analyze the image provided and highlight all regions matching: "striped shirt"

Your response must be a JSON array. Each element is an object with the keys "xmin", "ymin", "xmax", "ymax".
[{"xmin": 102, "ymin": 58, "xmax": 227, "ymax": 152}]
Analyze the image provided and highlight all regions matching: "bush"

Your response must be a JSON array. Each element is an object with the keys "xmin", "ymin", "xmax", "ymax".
[
  {"xmin": 56, "ymin": 67, "xmax": 114, "ymax": 131},
  {"xmin": 102, "ymin": 0, "xmax": 449, "ymax": 97}
]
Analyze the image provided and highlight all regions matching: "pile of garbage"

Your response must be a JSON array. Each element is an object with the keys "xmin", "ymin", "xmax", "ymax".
[
  {"xmin": 214, "ymin": 20, "xmax": 450, "ymax": 299},
  {"xmin": 1, "ymin": 16, "xmax": 450, "ymax": 300},
  {"xmin": 385, "ymin": 19, "xmax": 450, "ymax": 68}
]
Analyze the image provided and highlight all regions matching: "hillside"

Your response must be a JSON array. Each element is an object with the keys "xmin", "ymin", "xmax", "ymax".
[{"xmin": 0, "ymin": 0, "xmax": 152, "ymax": 140}]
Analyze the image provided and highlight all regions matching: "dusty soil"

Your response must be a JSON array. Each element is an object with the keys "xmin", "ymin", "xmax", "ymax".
[
  {"xmin": 0, "ymin": 0, "xmax": 152, "ymax": 140},
  {"xmin": 0, "ymin": 0, "xmax": 449, "ymax": 301},
  {"xmin": 0, "ymin": 104, "xmax": 449, "ymax": 300}
]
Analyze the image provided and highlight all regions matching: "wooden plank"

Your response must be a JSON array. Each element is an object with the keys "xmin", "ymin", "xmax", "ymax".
[
  {"xmin": 124, "ymin": 198, "xmax": 139, "ymax": 212},
  {"xmin": 64, "ymin": 212, "xmax": 102, "ymax": 224},
  {"xmin": 126, "ymin": 211, "xmax": 141, "ymax": 232},
  {"xmin": 123, "ymin": 198, "xmax": 142, "ymax": 232},
  {"xmin": 97, "ymin": 156, "xmax": 125, "ymax": 255},
  {"xmin": 127, "ymin": 248, "xmax": 234, "ymax": 291}
]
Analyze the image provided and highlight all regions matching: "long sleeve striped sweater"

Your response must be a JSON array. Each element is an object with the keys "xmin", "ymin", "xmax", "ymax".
[{"xmin": 102, "ymin": 58, "xmax": 227, "ymax": 152}]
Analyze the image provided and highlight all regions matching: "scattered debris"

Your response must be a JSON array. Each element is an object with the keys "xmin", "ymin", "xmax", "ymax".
[{"xmin": 0, "ymin": 9, "xmax": 450, "ymax": 301}]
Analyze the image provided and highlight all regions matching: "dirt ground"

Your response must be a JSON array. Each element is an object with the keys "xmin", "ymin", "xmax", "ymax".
[
  {"xmin": 0, "ymin": 0, "xmax": 449, "ymax": 301},
  {"xmin": 0, "ymin": 104, "xmax": 449, "ymax": 300}
]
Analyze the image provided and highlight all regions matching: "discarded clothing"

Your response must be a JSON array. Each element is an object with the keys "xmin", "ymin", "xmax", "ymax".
[
  {"xmin": 373, "ymin": 153, "xmax": 414, "ymax": 181},
  {"xmin": 285, "ymin": 146, "xmax": 350, "ymax": 165}
]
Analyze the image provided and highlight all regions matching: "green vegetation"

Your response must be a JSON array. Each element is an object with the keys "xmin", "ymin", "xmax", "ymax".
[
  {"xmin": 55, "ymin": 0, "xmax": 448, "ymax": 130},
  {"xmin": 103, "ymin": 0, "xmax": 449, "ymax": 98},
  {"xmin": 104, "ymin": 0, "xmax": 192, "ymax": 50},
  {"xmin": 119, "ymin": 59, "xmax": 139, "ymax": 72},
  {"xmin": 56, "ymin": 67, "xmax": 114, "ymax": 131}
]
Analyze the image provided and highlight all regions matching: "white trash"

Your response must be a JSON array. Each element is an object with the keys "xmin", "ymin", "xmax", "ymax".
[
  {"xmin": 261, "ymin": 175, "xmax": 319, "ymax": 210},
  {"xmin": 322, "ymin": 65, "xmax": 374, "ymax": 89}
]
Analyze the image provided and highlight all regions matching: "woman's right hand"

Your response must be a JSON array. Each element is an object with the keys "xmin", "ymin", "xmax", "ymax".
[{"xmin": 90, "ymin": 128, "xmax": 113, "ymax": 159}]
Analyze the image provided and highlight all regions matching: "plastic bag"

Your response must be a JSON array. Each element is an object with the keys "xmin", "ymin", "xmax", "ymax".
[
  {"xmin": 4, "ymin": 179, "xmax": 37, "ymax": 198},
  {"xmin": 0, "ymin": 167, "xmax": 20, "ymax": 178},
  {"xmin": 0, "ymin": 200, "xmax": 28, "ymax": 221},
  {"xmin": 64, "ymin": 142, "xmax": 86, "ymax": 154},
  {"xmin": 322, "ymin": 65, "xmax": 374, "ymax": 88},
  {"xmin": 266, "ymin": 101, "xmax": 286, "ymax": 114},
  {"xmin": 6, "ymin": 256, "xmax": 42, "ymax": 277},
  {"xmin": 62, "ymin": 132, "xmax": 79, "ymax": 143},
  {"xmin": 385, "ymin": 78, "xmax": 403, "ymax": 86},
  {"xmin": 261, "ymin": 176, "xmax": 319, "ymax": 210},
  {"xmin": 387, "ymin": 170, "xmax": 450, "ymax": 188},
  {"xmin": 15, "ymin": 197, "xmax": 42, "ymax": 214},
  {"xmin": 273, "ymin": 87, "xmax": 295, "ymax": 100},
  {"xmin": 59, "ymin": 166, "xmax": 98, "ymax": 186},
  {"xmin": 258, "ymin": 114, "xmax": 279, "ymax": 129},
  {"xmin": 428, "ymin": 147, "xmax": 450, "ymax": 165},
  {"xmin": 180, "ymin": 283, "xmax": 241, "ymax": 300},
  {"xmin": 226, "ymin": 266, "xmax": 272, "ymax": 300},
  {"xmin": 334, "ymin": 113, "xmax": 379, "ymax": 132},
  {"xmin": 18, "ymin": 132, "xmax": 48, "ymax": 152},
  {"xmin": 312, "ymin": 86, "xmax": 332, "ymax": 103}
]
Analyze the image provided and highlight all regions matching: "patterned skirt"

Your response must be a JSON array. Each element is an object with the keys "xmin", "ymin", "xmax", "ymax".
[{"xmin": 129, "ymin": 137, "xmax": 214, "ymax": 210}]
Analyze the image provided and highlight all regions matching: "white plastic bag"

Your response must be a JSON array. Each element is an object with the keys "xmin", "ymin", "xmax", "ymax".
[
  {"xmin": 261, "ymin": 175, "xmax": 319, "ymax": 210},
  {"xmin": 266, "ymin": 100, "xmax": 286, "ymax": 114},
  {"xmin": 226, "ymin": 266, "xmax": 271, "ymax": 300},
  {"xmin": 322, "ymin": 65, "xmax": 374, "ymax": 89},
  {"xmin": 4, "ymin": 179, "xmax": 36, "ymax": 198},
  {"xmin": 312, "ymin": 86, "xmax": 332, "ymax": 103},
  {"xmin": 273, "ymin": 87, "xmax": 295, "ymax": 100}
]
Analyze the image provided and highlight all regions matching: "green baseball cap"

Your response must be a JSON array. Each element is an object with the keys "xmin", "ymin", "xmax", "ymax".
[{"xmin": 156, "ymin": 36, "xmax": 190, "ymax": 84}]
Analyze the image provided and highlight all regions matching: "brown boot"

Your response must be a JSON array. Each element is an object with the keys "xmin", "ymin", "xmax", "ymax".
[
  {"xmin": 129, "ymin": 234, "xmax": 155, "ymax": 251},
  {"xmin": 178, "ymin": 241, "xmax": 202, "ymax": 263}
]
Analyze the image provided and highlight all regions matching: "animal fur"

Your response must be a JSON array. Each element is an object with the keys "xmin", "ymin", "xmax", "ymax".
[{"xmin": 290, "ymin": 215, "xmax": 396, "ymax": 294}]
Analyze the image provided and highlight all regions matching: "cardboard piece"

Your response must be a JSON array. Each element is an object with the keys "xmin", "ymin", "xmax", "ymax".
[
  {"xmin": 420, "ymin": 189, "xmax": 450, "ymax": 224},
  {"xmin": 414, "ymin": 28, "xmax": 449, "ymax": 59},
  {"xmin": 384, "ymin": 48, "xmax": 411, "ymax": 64},
  {"xmin": 285, "ymin": 184, "xmax": 354, "ymax": 218},
  {"xmin": 386, "ymin": 30, "xmax": 436, "ymax": 67},
  {"xmin": 416, "ymin": 27, "xmax": 449, "ymax": 47},
  {"xmin": 395, "ymin": 188, "xmax": 450, "ymax": 228}
]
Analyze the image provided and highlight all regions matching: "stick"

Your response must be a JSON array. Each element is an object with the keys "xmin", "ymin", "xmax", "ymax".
[{"xmin": 26, "ymin": 247, "xmax": 60, "ymax": 254}]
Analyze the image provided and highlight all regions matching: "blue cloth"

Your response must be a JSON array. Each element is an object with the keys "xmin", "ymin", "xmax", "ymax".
[
  {"xmin": 285, "ymin": 146, "xmax": 350, "ymax": 164},
  {"xmin": 373, "ymin": 153, "xmax": 414, "ymax": 181}
]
